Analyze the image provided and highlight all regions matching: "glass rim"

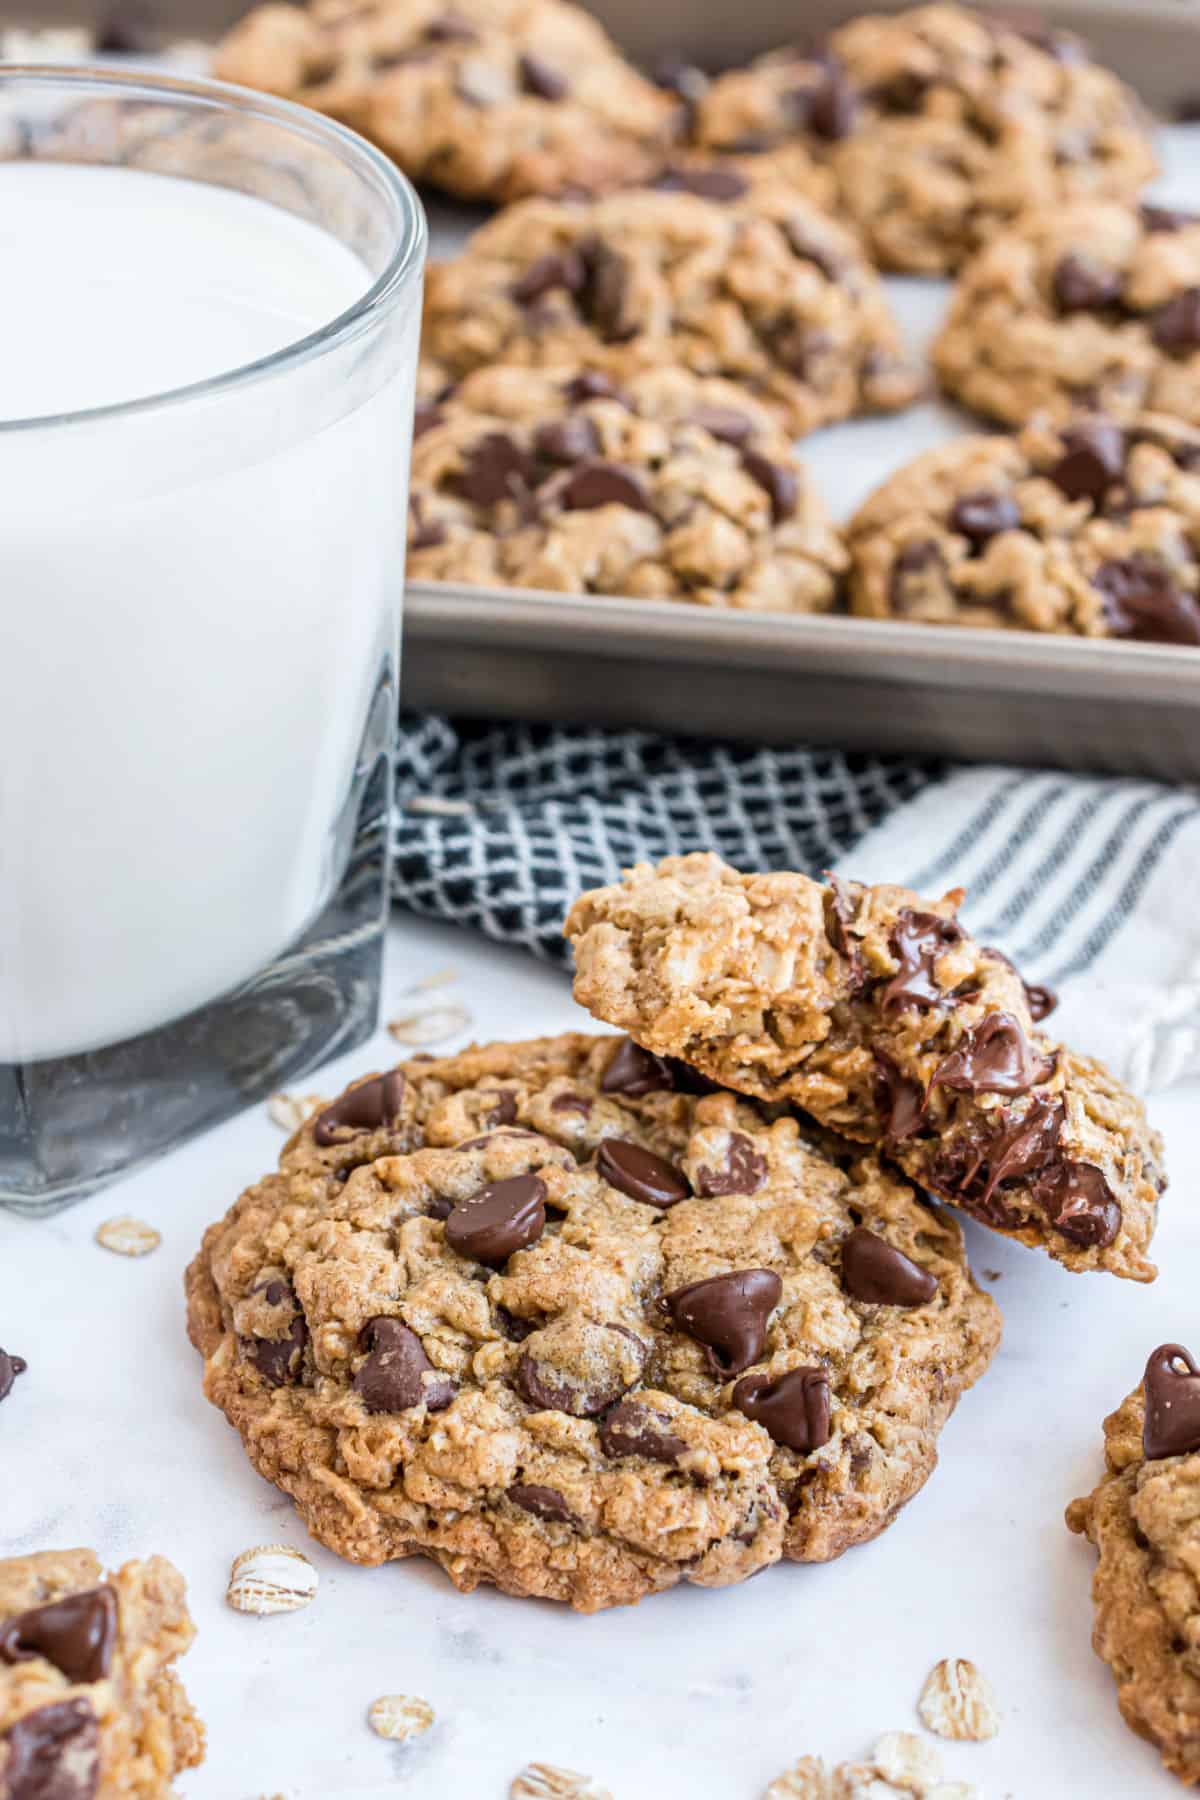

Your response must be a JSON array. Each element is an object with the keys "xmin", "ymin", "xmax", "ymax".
[{"xmin": 0, "ymin": 63, "xmax": 427, "ymax": 433}]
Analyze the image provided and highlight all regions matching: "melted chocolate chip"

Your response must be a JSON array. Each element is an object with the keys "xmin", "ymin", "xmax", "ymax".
[
  {"xmin": 732, "ymin": 1367, "xmax": 831, "ymax": 1451},
  {"xmin": 841, "ymin": 1228, "xmax": 938, "ymax": 1307},
  {"xmin": 1143, "ymin": 1343, "xmax": 1200, "ymax": 1459},
  {"xmin": 823, "ymin": 872, "xmax": 866, "ymax": 990},
  {"xmin": 412, "ymin": 402, "xmax": 443, "ymax": 439},
  {"xmin": 598, "ymin": 1399, "xmax": 686, "ymax": 1463},
  {"xmin": 245, "ymin": 1286, "xmax": 307, "ymax": 1388},
  {"xmin": 660, "ymin": 1269, "xmax": 782, "ymax": 1376},
  {"xmin": 533, "ymin": 417, "xmax": 600, "ymax": 466},
  {"xmin": 353, "ymin": 1316, "xmax": 456, "ymax": 1414},
  {"xmin": 689, "ymin": 405, "xmax": 754, "ymax": 445},
  {"xmin": 929, "ymin": 1097, "xmax": 1064, "ymax": 1217},
  {"xmin": 557, "ymin": 460, "xmax": 651, "ymax": 513},
  {"xmin": 1092, "ymin": 553, "xmax": 1200, "ymax": 646},
  {"xmin": 518, "ymin": 52, "xmax": 568, "ymax": 100},
  {"xmin": 0, "ymin": 1347, "xmax": 27, "ymax": 1402},
  {"xmin": 601, "ymin": 1037, "xmax": 676, "ymax": 1096},
  {"xmin": 577, "ymin": 238, "xmax": 634, "ymax": 341},
  {"xmin": 1141, "ymin": 204, "xmax": 1200, "ymax": 234},
  {"xmin": 596, "ymin": 1138, "xmax": 690, "ymax": 1207},
  {"xmin": 511, "ymin": 250, "xmax": 585, "ymax": 306},
  {"xmin": 651, "ymin": 164, "xmax": 748, "ymax": 202},
  {"xmin": 663, "ymin": 1056, "xmax": 719, "ymax": 1096},
  {"xmin": 494, "ymin": 1305, "xmax": 537, "ymax": 1342},
  {"xmin": 516, "ymin": 1325, "xmax": 643, "ymax": 1416},
  {"xmin": 1049, "ymin": 421, "xmax": 1125, "ymax": 503},
  {"xmin": 879, "ymin": 910, "xmax": 964, "ymax": 1012},
  {"xmin": 449, "ymin": 432, "xmax": 536, "ymax": 508},
  {"xmin": 445, "ymin": 1174, "xmax": 547, "ymax": 1265},
  {"xmin": 1, "ymin": 1698, "xmax": 100, "ymax": 1800},
  {"xmin": 982, "ymin": 945, "xmax": 1057, "ymax": 1019},
  {"xmin": 873, "ymin": 1051, "xmax": 926, "ymax": 1144},
  {"xmin": 0, "ymin": 1590, "xmax": 117, "ymax": 1684},
  {"xmin": 740, "ymin": 449, "xmax": 797, "ymax": 522},
  {"xmin": 1153, "ymin": 287, "xmax": 1200, "ymax": 353},
  {"xmin": 1053, "ymin": 254, "xmax": 1122, "ymax": 313},
  {"xmin": 313, "ymin": 1070, "xmax": 405, "ymax": 1146},
  {"xmin": 1032, "ymin": 1159, "xmax": 1121, "ymax": 1247},
  {"xmin": 486, "ymin": 1090, "xmax": 518, "ymax": 1127},
  {"xmin": 550, "ymin": 1091, "xmax": 592, "ymax": 1117},
  {"xmin": 695, "ymin": 1133, "xmax": 768, "ymax": 1197},
  {"xmin": 930, "ymin": 1012, "xmax": 1055, "ymax": 1097},
  {"xmin": 508, "ymin": 1483, "xmax": 574, "ymax": 1521},
  {"xmin": 563, "ymin": 370, "xmax": 620, "ymax": 404},
  {"xmin": 950, "ymin": 490, "xmax": 1020, "ymax": 547}
]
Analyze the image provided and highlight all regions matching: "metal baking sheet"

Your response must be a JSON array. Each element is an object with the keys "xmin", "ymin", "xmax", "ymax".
[{"xmin": 406, "ymin": 123, "xmax": 1200, "ymax": 776}]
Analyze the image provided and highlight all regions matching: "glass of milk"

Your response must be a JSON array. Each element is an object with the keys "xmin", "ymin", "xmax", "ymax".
[{"xmin": 0, "ymin": 67, "xmax": 426, "ymax": 1213}]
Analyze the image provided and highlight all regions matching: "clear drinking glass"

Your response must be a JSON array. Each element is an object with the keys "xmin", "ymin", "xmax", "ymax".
[{"xmin": 0, "ymin": 67, "xmax": 426, "ymax": 1213}]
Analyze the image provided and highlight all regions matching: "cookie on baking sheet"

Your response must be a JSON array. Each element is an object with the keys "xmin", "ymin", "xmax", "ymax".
[
  {"xmin": 935, "ymin": 200, "xmax": 1200, "ymax": 427},
  {"xmin": 690, "ymin": 3, "xmax": 1156, "ymax": 274},
  {"xmin": 1067, "ymin": 1344, "xmax": 1200, "ymax": 1786},
  {"xmin": 844, "ymin": 413, "xmax": 1200, "ymax": 643},
  {"xmin": 0, "ymin": 1549, "xmax": 205, "ymax": 1799},
  {"xmin": 214, "ymin": 0, "xmax": 678, "ymax": 204},
  {"xmin": 408, "ymin": 364, "xmax": 846, "ymax": 610},
  {"xmin": 565, "ymin": 854, "xmax": 1166, "ymax": 1282},
  {"xmin": 186, "ymin": 1032, "xmax": 999, "ymax": 1613},
  {"xmin": 419, "ymin": 187, "xmax": 921, "ymax": 437}
]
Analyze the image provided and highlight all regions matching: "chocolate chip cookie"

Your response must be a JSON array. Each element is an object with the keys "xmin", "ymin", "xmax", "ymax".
[
  {"xmin": 214, "ymin": 0, "xmax": 678, "ymax": 204},
  {"xmin": 186, "ymin": 1033, "xmax": 1000, "ymax": 1613},
  {"xmin": 409, "ymin": 364, "xmax": 846, "ymax": 609},
  {"xmin": 1067, "ymin": 1344, "xmax": 1200, "ymax": 1785},
  {"xmin": 419, "ymin": 188, "xmax": 921, "ymax": 437},
  {"xmin": 0, "ymin": 1549, "xmax": 205, "ymax": 1799},
  {"xmin": 935, "ymin": 200, "xmax": 1200, "ymax": 427},
  {"xmin": 845, "ymin": 414, "xmax": 1200, "ymax": 642},
  {"xmin": 565, "ymin": 854, "xmax": 1165, "ymax": 1281},
  {"xmin": 691, "ymin": 3, "xmax": 1156, "ymax": 274}
]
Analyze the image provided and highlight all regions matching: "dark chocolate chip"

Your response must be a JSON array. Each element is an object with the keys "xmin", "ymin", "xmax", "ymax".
[
  {"xmin": 486, "ymin": 1090, "xmax": 518, "ymax": 1127},
  {"xmin": 930, "ymin": 1012, "xmax": 1056, "ymax": 1096},
  {"xmin": 412, "ymin": 402, "xmax": 443, "ymax": 439},
  {"xmin": 1, "ymin": 1698, "xmax": 100, "ymax": 1800},
  {"xmin": 689, "ymin": 405, "xmax": 754, "ymax": 445},
  {"xmin": 313, "ymin": 1070, "xmax": 405, "ymax": 1146},
  {"xmin": 1143, "ymin": 1343, "xmax": 1200, "ymax": 1459},
  {"xmin": 1092, "ymin": 553, "xmax": 1200, "ymax": 646},
  {"xmin": 533, "ymin": 417, "xmax": 600, "ymax": 466},
  {"xmin": 0, "ymin": 1348, "xmax": 26, "ymax": 1402},
  {"xmin": 563, "ymin": 370, "xmax": 620, "ymax": 404},
  {"xmin": 424, "ymin": 12, "xmax": 479, "ymax": 40},
  {"xmin": 515, "ymin": 1325, "xmax": 643, "ymax": 1416},
  {"xmin": 448, "ymin": 432, "xmax": 536, "ymax": 508},
  {"xmin": 982, "ymin": 944, "xmax": 1058, "ymax": 1020},
  {"xmin": 245, "ymin": 1286, "xmax": 307, "ymax": 1388},
  {"xmin": 663, "ymin": 1056, "xmax": 719, "ymax": 1096},
  {"xmin": 660, "ymin": 1268, "xmax": 782, "ymax": 1377},
  {"xmin": 550, "ymin": 1091, "xmax": 592, "ymax": 1117},
  {"xmin": 651, "ymin": 164, "xmax": 748, "ymax": 202},
  {"xmin": 601, "ymin": 1038, "xmax": 676, "ymax": 1097},
  {"xmin": 353, "ymin": 1316, "xmax": 456, "ymax": 1414},
  {"xmin": 596, "ymin": 1138, "xmax": 690, "ymax": 1207},
  {"xmin": 823, "ymin": 872, "xmax": 866, "ymax": 991},
  {"xmin": 807, "ymin": 71, "xmax": 857, "ymax": 139},
  {"xmin": 874, "ymin": 69, "xmax": 931, "ymax": 112},
  {"xmin": 1141, "ymin": 204, "xmax": 1200, "ymax": 234},
  {"xmin": 929, "ymin": 1096, "xmax": 1064, "ymax": 1215},
  {"xmin": 950, "ymin": 490, "xmax": 1021, "ymax": 547},
  {"xmin": 873, "ymin": 1051, "xmax": 925, "ymax": 1144},
  {"xmin": 879, "ymin": 909, "xmax": 964, "ymax": 1012},
  {"xmin": 508, "ymin": 1483, "xmax": 574, "ymax": 1521},
  {"xmin": 841, "ymin": 1228, "xmax": 938, "ymax": 1307},
  {"xmin": 518, "ymin": 52, "xmax": 568, "ymax": 99},
  {"xmin": 1049, "ymin": 421, "xmax": 1125, "ymax": 503},
  {"xmin": 1033, "ymin": 1159, "xmax": 1121, "ymax": 1247},
  {"xmin": 1053, "ymin": 254, "xmax": 1122, "ymax": 314},
  {"xmin": 740, "ymin": 449, "xmax": 797, "ymax": 522},
  {"xmin": 494, "ymin": 1305, "xmax": 537, "ymax": 1342},
  {"xmin": 445, "ymin": 1174, "xmax": 547, "ymax": 1265},
  {"xmin": 0, "ymin": 1590, "xmax": 117, "ymax": 1683},
  {"xmin": 598, "ymin": 1399, "xmax": 686, "ymax": 1463},
  {"xmin": 695, "ymin": 1133, "xmax": 768, "ymax": 1197},
  {"xmin": 732, "ymin": 1367, "xmax": 831, "ymax": 1452},
  {"xmin": 511, "ymin": 251, "xmax": 585, "ymax": 306},
  {"xmin": 557, "ymin": 461, "xmax": 651, "ymax": 513},
  {"xmin": 1153, "ymin": 287, "xmax": 1200, "ymax": 353}
]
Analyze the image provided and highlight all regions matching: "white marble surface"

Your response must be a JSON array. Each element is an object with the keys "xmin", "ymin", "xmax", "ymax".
[{"xmin": 1, "ymin": 915, "xmax": 1196, "ymax": 1800}]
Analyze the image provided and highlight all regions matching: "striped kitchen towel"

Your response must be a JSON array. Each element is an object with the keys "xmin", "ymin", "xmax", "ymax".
[{"xmin": 392, "ymin": 715, "xmax": 1200, "ymax": 1094}]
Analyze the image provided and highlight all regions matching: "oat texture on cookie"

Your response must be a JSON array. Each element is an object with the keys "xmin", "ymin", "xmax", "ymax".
[
  {"xmin": 846, "ymin": 413, "xmax": 1200, "ymax": 643},
  {"xmin": 409, "ymin": 364, "xmax": 846, "ymax": 610},
  {"xmin": 565, "ymin": 853, "xmax": 1165, "ymax": 1280},
  {"xmin": 186, "ymin": 1032, "xmax": 999, "ymax": 1613},
  {"xmin": 0, "ymin": 1549, "xmax": 205, "ymax": 1799},
  {"xmin": 1067, "ymin": 1343, "xmax": 1200, "ymax": 1786}
]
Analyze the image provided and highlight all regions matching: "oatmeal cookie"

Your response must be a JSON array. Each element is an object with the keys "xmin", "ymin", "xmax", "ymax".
[
  {"xmin": 1067, "ymin": 1344, "xmax": 1200, "ymax": 1785},
  {"xmin": 935, "ymin": 200, "xmax": 1200, "ymax": 427},
  {"xmin": 565, "ymin": 854, "xmax": 1165, "ymax": 1281},
  {"xmin": 186, "ymin": 1033, "xmax": 1000, "ymax": 1613},
  {"xmin": 214, "ymin": 0, "xmax": 677, "ymax": 204},
  {"xmin": 408, "ymin": 364, "xmax": 846, "ymax": 609},
  {"xmin": 691, "ymin": 3, "xmax": 1156, "ymax": 274},
  {"xmin": 845, "ymin": 412, "xmax": 1200, "ymax": 642},
  {"xmin": 419, "ymin": 188, "xmax": 921, "ymax": 436},
  {"xmin": 0, "ymin": 1550, "xmax": 204, "ymax": 1799}
]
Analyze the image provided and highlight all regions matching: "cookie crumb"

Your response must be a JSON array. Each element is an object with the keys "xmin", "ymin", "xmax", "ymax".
[
  {"xmin": 918, "ymin": 1659, "xmax": 1000, "ymax": 1742},
  {"xmin": 387, "ymin": 1001, "xmax": 471, "ymax": 1046},
  {"xmin": 510, "ymin": 1765, "xmax": 613, "ymax": 1799},
  {"xmin": 95, "ymin": 1215, "xmax": 161, "ymax": 1257},
  {"xmin": 226, "ymin": 1545, "xmax": 317, "ymax": 1616},
  {"xmin": 368, "ymin": 1694, "xmax": 435, "ymax": 1743}
]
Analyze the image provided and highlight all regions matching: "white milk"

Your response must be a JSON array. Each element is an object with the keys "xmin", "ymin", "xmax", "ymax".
[{"xmin": 0, "ymin": 163, "xmax": 420, "ymax": 1062}]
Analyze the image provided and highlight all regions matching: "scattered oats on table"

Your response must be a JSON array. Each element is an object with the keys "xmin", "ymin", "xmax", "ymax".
[
  {"xmin": 225, "ymin": 1545, "xmax": 318, "ymax": 1617},
  {"xmin": 94, "ymin": 1214, "xmax": 161, "ymax": 1257},
  {"xmin": 367, "ymin": 1692, "xmax": 435, "ymax": 1742},
  {"xmin": 510, "ymin": 1764, "xmax": 613, "ymax": 1800},
  {"xmin": 917, "ymin": 1659, "xmax": 1000, "ymax": 1742}
]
